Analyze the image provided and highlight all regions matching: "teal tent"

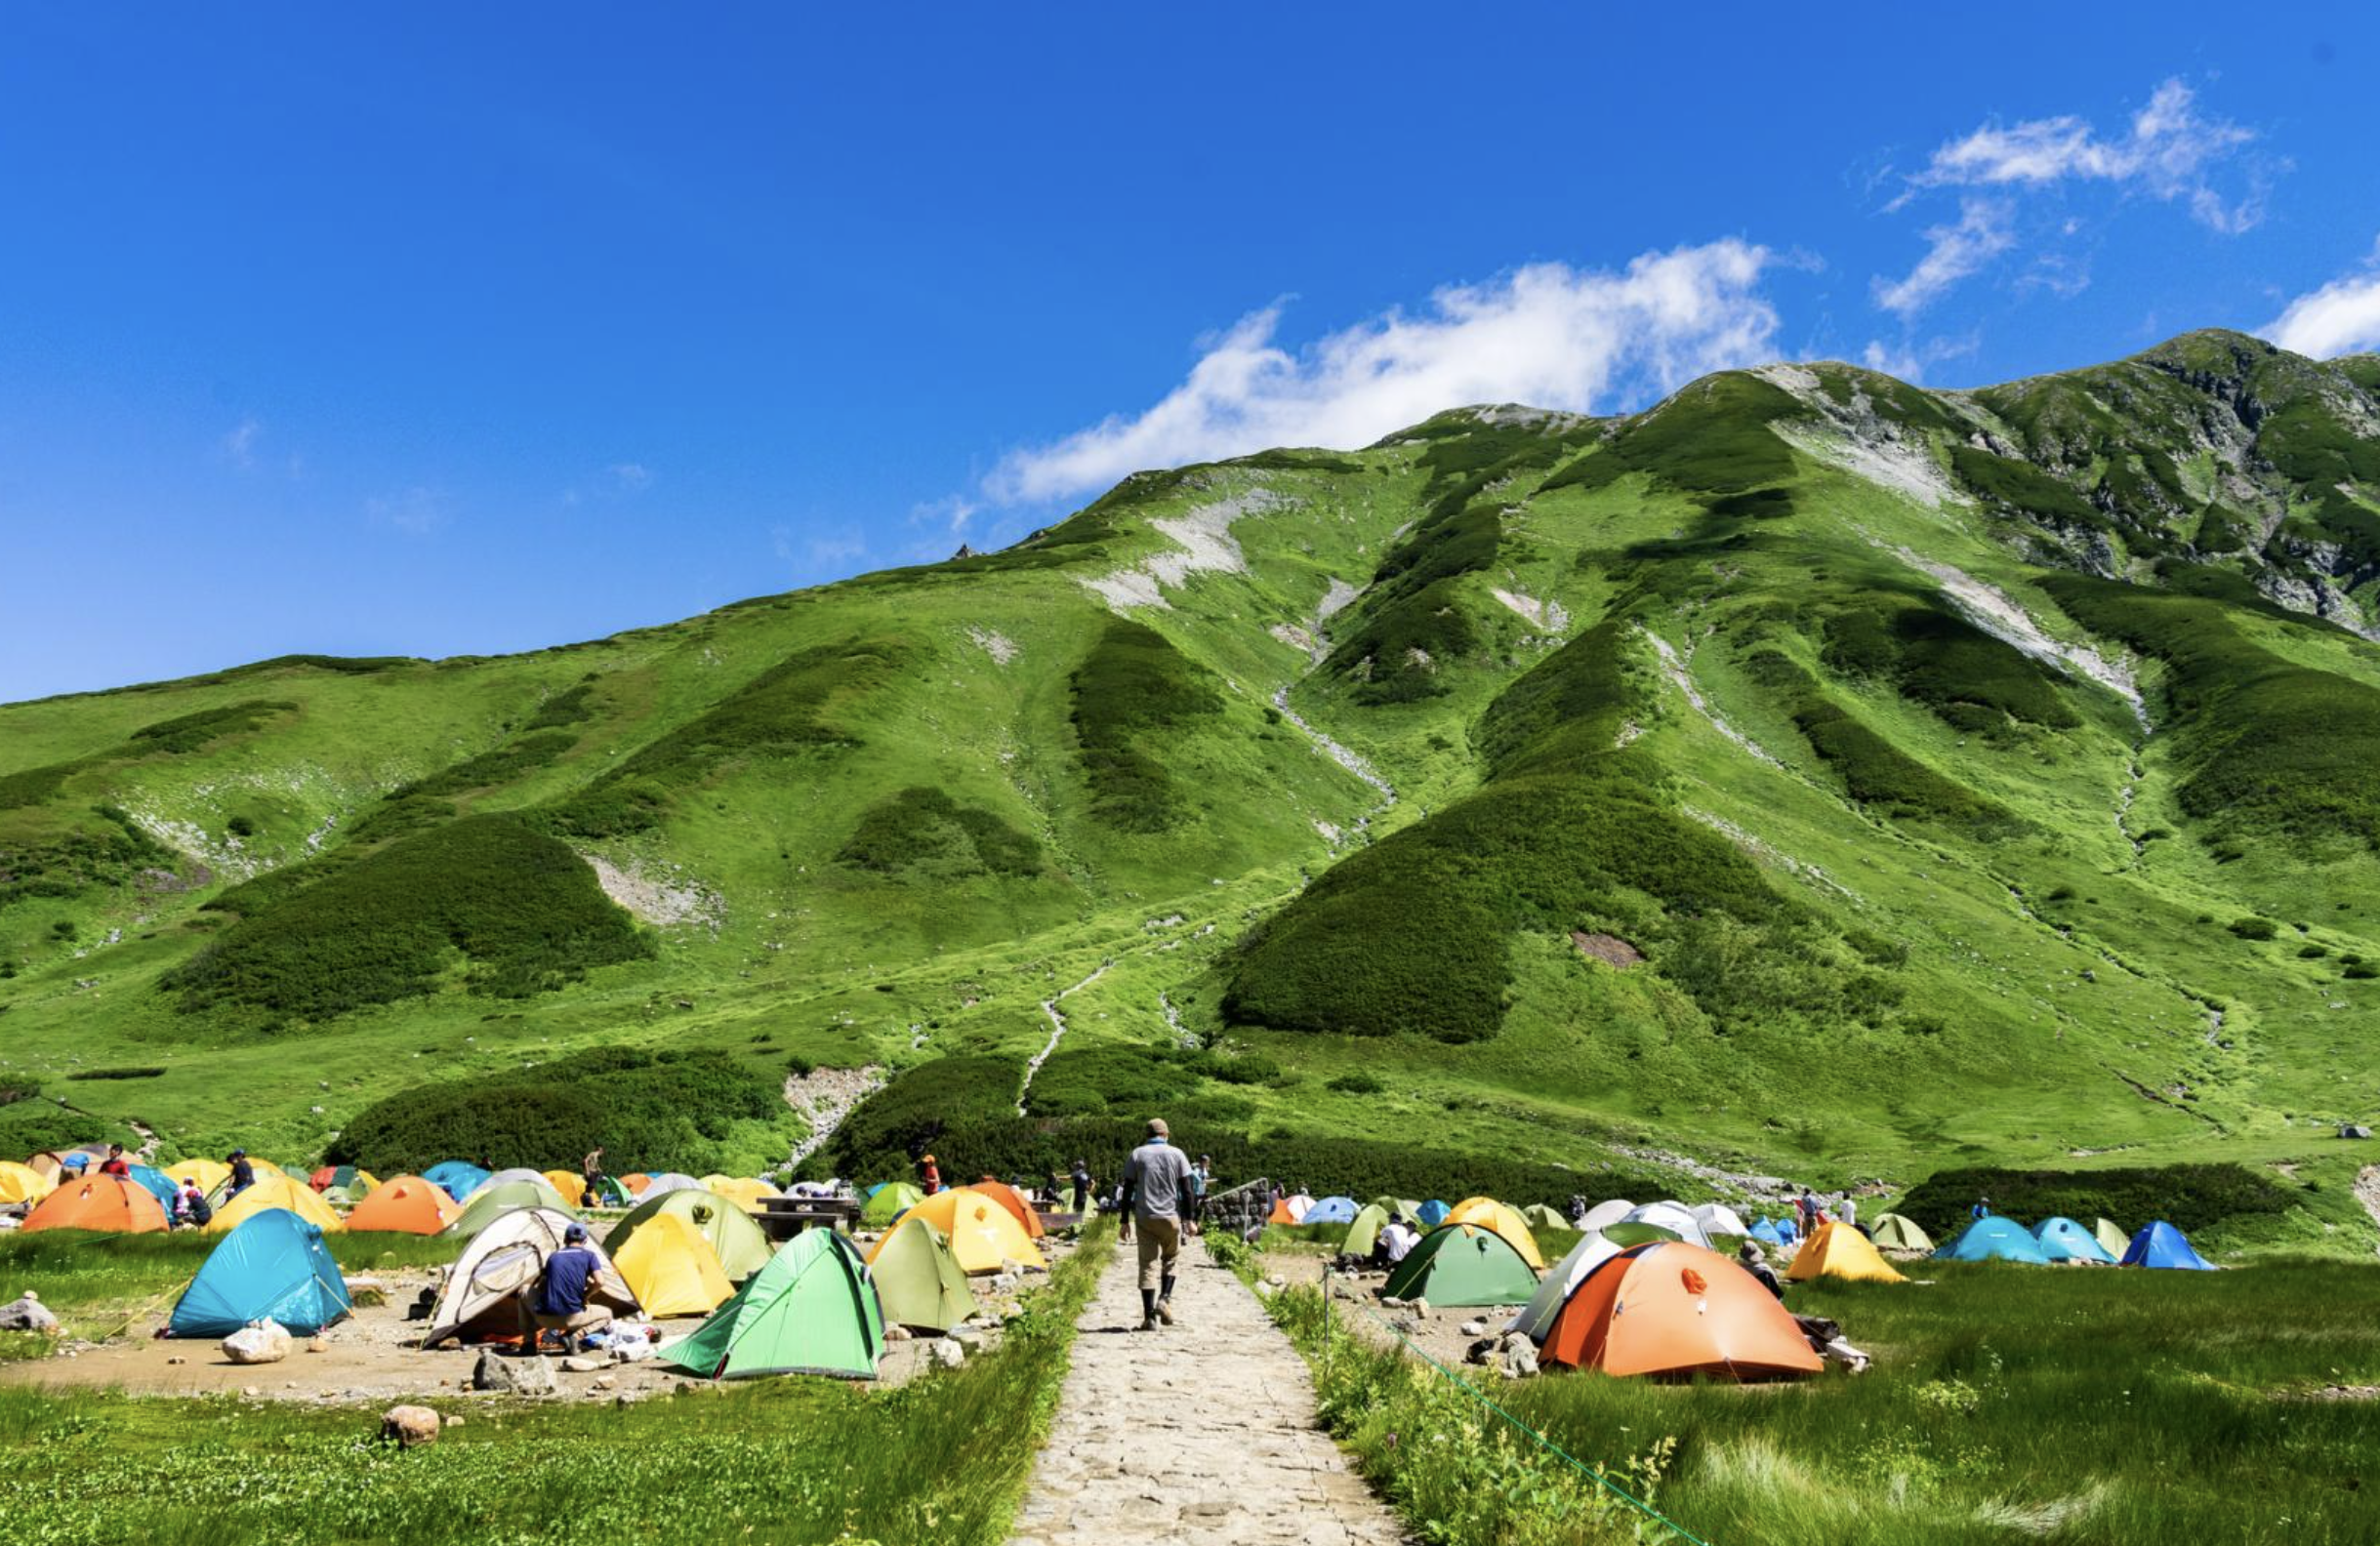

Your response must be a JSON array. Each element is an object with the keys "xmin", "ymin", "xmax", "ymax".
[
  {"xmin": 2121, "ymin": 1221, "xmax": 2216, "ymax": 1271},
  {"xmin": 168, "ymin": 1209, "xmax": 351, "ymax": 1337},
  {"xmin": 1416, "ymin": 1200, "xmax": 1452, "ymax": 1227},
  {"xmin": 2033, "ymin": 1216, "xmax": 2116, "ymax": 1264},
  {"xmin": 661, "ymin": 1229, "xmax": 884, "ymax": 1380},
  {"xmin": 1935, "ymin": 1215, "xmax": 2053, "ymax": 1264},
  {"xmin": 125, "ymin": 1163, "xmax": 179, "ymax": 1211}
]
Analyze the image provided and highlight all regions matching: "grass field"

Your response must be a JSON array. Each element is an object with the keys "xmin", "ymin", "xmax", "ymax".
[{"xmin": 0, "ymin": 1221, "xmax": 1116, "ymax": 1546}]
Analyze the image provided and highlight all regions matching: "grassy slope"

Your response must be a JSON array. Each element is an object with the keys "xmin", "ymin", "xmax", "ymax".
[{"xmin": 3, "ymin": 333, "xmax": 2378, "ymax": 1251}]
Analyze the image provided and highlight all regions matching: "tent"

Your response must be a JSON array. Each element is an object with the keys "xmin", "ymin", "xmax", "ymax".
[
  {"xmin": 0, "ymin": 1160, "xmax": 54, "ymax": 1206},
  {"xmin": 1303, "ymin": 1196, "xmax": 1360, "ymax": 1227},
  {"xmin": 1577, "ymin": 1200, "xmax": 1635, "ymax": 1236},
  {"xmin": 2033, "ymin": 1216, "xmax": 2117, "ymax": 1265},
  {"xmin": 1692, "ymin": 1203, "xmax": 1750, "ymax": 1242},
  {"xmin": 613, "ymin": 1211, "xmax": 736, "ymax": 1316},
  {"xmin": 1343, "ymin": 1202, "xmax": 1395, "ymax": 1261},
  {"xmin": 639, "ymin": 1172, "xmax": 707, "ymax": 1200},
  {"xmin": 1868, "ymin": 1213, "xmax": 1933, "ymax": 1253},
  {"xmin": 862, "ymin": 1182, "xmax": 923, "ymax": 1228},
  {"xmin": 1265, "ymin": 1196, "xmax": 1301, "ymax": 1226},
  {"xmin": 1380, "ymin": 1224, "xmax": 1541, "ymax": 1308},
  {"xmin": 209, "ymin": 1175, "xmax": 345, "ymax": 1235},
  {"xmin": 26, "ymin": 1152, "xmax": 65, "ymax": 1183},
  {"xmin": 472, "ymin": 1167, "xmax": 554, "ymax": 1196},
  {"xmin": 662, "ymin": 1229, "xmax": 883, "ymax": 1380},
  {"xmin": 21, "ymin": 1175, "xmax": 169, "ymax": 1234},
  {"xmin": 1934, "ymin": 1215, "xmax": 2052, "ymax": 1265},
  {"xmin": 608, "ymin": 1188, "xmax": 775, "ymax": 1283},
  {"xmin": 1509, "ymin": 1231, "xmax": 1626, "ymax": 1344},
  {"xmin": 2121, "ymin": 1221, "xmax": 2216, "ymax": 1271},
  {"xmin": 444, "ymin": 1179, "xmax": 576, "ymax": 1239},
  {"xmin": 163, "ymin": 1158, "xmax": 229, "ymax": 1194},
  {"xmin": 1540, "ymin": 1241, "xmax": 1823, "ymax": 1379},
  {"xmin": 621, "ymin": 1172, "xmax": 654, "ymax": 1197},
  {"xmin": 347, "ymin": 1176, "xmax": 459, "ymax": 1235},
  {"xmin": 1786, "ymin": 1220, "xmax": 1907, "ymax": 1284},
  {"xmin": 702, "ymin": 1175, "xmax": 782, "ymax": 1213},
  {"xmin": 967, "ymin": 1180, "xmax": 1046, "ymax": 1239},
  {"xmin": 543, "ymin": 1169, "xmax": 595, "ymax": 1207},
  {"xmin": 2092, "ymin": 1218, "xmax": 2129, "ymax": 1258},
  {"xmin": 1606, "ymin": 1201, "xmax": 1712, "ymax": 1252},
  {"xmin": 867, "ymin": 1188, "xmax": 1043, "ymax": 1275},
  {"xmin": 1521, "ymin": 1203, "xmax": 1571, "ymax": 1232},
  {"xmin": 423, "ymin": 1161, "xmax": 490, "ymax": 1201},
  {"xmin": 1416, "ymin": 1200, "xmax": 1452, "ymax": 1228},
  {"xmin": 424, "ymin": 1207, "xmax": 637, "ymax": 1346},
  {"xmin": 309, "ymin": 1165, "xmax": 378, "ymax": 1204},
  {"xmin": 1281, "ymin": 1193, "xmax": 1316, "ymax": 1223},
  {"xmin": 168, "ymin": 1208, "xmax": 350, "ymax": 1338},
  {"xmin": 122, "ymin": 1164, "xmax": 180, "ymax": 1211},
  {"xmin": 1444, "ymin": 1198, "xmax": 1547, "ymax": 1270},
  {"xmin": 1748, "ymin": 1218, "xmax": 1785, "ymax": 1246},
  {"xmin": 1773, "ymin": 1213, "xmax": 1800, "ymax": 1244},
  {"xmin": 868, "ymin": 1216, "xmax": 977, "ymax": 1332}
]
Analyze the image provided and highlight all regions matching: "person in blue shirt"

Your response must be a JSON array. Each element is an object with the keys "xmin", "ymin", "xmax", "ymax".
[
  {"xmin": 517, "ymin": 1224, "xmax": 613, "ymax": 1355},
  {"xmin": 1972, "ymin": 1196, "xmax": 1991, "ymax": 1220}
]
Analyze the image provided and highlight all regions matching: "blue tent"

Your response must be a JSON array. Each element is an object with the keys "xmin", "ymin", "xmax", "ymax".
[
  {"xmin": 1303, "ymin": 1196, "xmax": 1360, "ymax": 1226},
  {"xmin": 125, "ymin": 1163, "xmax": 180, "ymax": 1210},
  {"xmin": 1416, "ymin": 1200, "xmax": 1452, "ymax": 1228},
  {"xmin": 863, "ymin": 1182, "xmax": 887, "ymax": 1200},
  {"xmin": 1774, "ymin": 1214, "xmax": 1799, "ymax": 1243},
  {"xmin": 1749, "ymin": 1218, "xmax": 1785, "ymax": 1245},
  {"xmin": 169, "ymin": 1209, "xmax": 352, "ymax": 1338},
  {"xmin": 2033, "ymin": 1216, "xmax": 2116, "ymax": 1265},
  {"xmin": 1936, "ymin": 1215, "xmax": 2053, "ymax": 1264},
  {"xmin": 424, "ymin": 1160, "xmax": 490, "ymax": 1201},
  {"xmin": 2121, "ymin": 1220, "xmax": 2216, "ymax": 1271}
]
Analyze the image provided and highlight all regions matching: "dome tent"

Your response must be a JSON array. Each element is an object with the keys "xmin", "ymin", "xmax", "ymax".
[
  {"xmin": 1443, "ymin": 1198, "xmax": 1546, "ymax": 1270},
  {"xmin": 346, "ymin": 1176, "xmax": 459, "ymax": 1235},
  {"xmin": 638, "ymin": 1172, "xmax": 707, "ymax": 1200},
  {"xmin": 662, "ymin": 1229, "xmax": 884, "ymax": 1381},
  {"xmin": 867, "ymin": 1216, "xmax": 977, "ymax": 1332},
  {"xmin": 0, "ymin": 1160, "xmax": 53, "ymax": 1206},
  {"xmin": 124, "ymin": 1164, "xmax": 180, "ymax": 1211},
  {"xmin": 163, "ymin": 1158, "xmax": 229, "ymax": 1194},
  {"xmin": 1302, "ymin": 1196, "xmax": 1360, "ymax": 1227},
  {"xmin": 1342, "ymin": 1202, "xmax": 1396, "ymax": 1261},
  {"xmin": 1415, "ymin": 1200, "xmax": 1452, "ymax": 1228},
  {"xmin": 1786, "ymin": 1220, "xmax": 1907, "ymax": 1284},
  {"xmin": 1521, "ymin": 1203, "xmax": 1571, "ymax": 1232},
  {"xmin": 1748, "ymin": 1218, "xmax": 1785, "ymax": 1246},
  {"xmin": 21, "ymin": 1175, "xmax": 168, "ymax": 1235},
  {"xmin": 867, "ymin": 1188, "xmax": 1042, "ymax": 1276},
  {"xmin": 423, "ymin": 1161, "xmax": 490, "ymax": 1201},
  {"xmin": 608, "ymin": 1188, "xmax": 775, "ymax": 1283},
  {"xmin": 2092, "ymin": 1218, "xmax": 2130, "ymax": 1258},
  {"xmin": 208, "ymin": 1175, "xmax": 344, "ymax": 1235},
  {"xmin": 424, "ymin": 1207, "xmax": 636, "ymax": 1347},
  {"xmin": 1508, "ymin": 1231, "xmax": 1626, "ymax": 1344},
  {"xmin": 612, "ymin": 1211, "xmax": 736, "ymax": 1316},
  {"xmin": 1381, "ymin": 1224, "xmax": 1541, "ymax": 1308},
  {"xmin": 169, "ymin": 1209, "xmax": 351, "ymax": 1338},
  {"xmin": 2121, "ymin": 1220, "xmax": 2216, "ymax": 1271},
  {"xmin": 443, "ymin": 1179, "xmax": 576, "ymax": 1240},
  {"xmin": 1867, "ymin": 1213, "xmax": 1933, "ymax": 1252},
  {"xmin": 1577, "ymin": 1200, "xmax": 1634, "ymax": 1235},
  {"xmin": 1605, "ymin": 1201, "xmax": 1713, "ymax": 1251},
  {"xmin": 862, "ymin": 1182, "xmax": 923, "ymax": 1227},
  {"xmin": 2033, "ymin": 1216, "xmax": 2116, "ymax": 1265},
  {"xmin": 1934, "ymin": 1215, "xmax": 2052, "ymax": 1265},
  {"xmin": 968, "ymin": 1179, "xmax": 1046, "ymax": 1239},
  {"xmin": 1540, "ymin": 1241, "xmax": 1822, "ymax": 1380}
]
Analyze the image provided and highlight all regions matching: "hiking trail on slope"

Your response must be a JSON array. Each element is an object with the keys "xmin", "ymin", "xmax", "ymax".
[{"xmin": 1007, "ymin": 1241, "xmax": 1410, "ymax": 1546}]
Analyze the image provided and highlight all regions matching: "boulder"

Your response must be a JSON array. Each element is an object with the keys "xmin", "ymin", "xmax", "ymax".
[
  {"xmin": 0, "ymin": 1293, "xmax": 60, "ymax": 1334},
  {"xmin": 927, "ymin": 1339, "xmax": 966, "ymax": 1369},
  {"xmin": 1409, "ymin": 1297, "xmax": 1430, "ymax": 1317},
  {"xmin": 561, "ymin": 1355, "xmax": 606, "ymax": 1373},
  {"xmin": 306, "ymin": 1337, "xmax": 329, "ymax": 1354},
  {"xmin": 380, "ymin": 1405, "xmax": 440, "ymax": 1448},
  {"xmin": 1458, "ymin": 1319, "xmax": 1488, "ymax": 1337},
  {"xmin": 1463, "ymin": 1337, "xmax": 1498, "ymax": 1365},
  {"xmin": 222, "ymin": 1320, "xmax": 293, "ymax": 1365},
  {"xmin": 473, "ymin": 1351, "xmax": 558, "ymax": 1397},
  {"xmin": 1498, "ymin": 1340, "xmax": 1539, "ymax": 1379}
]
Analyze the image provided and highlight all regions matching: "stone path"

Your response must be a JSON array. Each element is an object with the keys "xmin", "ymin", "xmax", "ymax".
[{"xmin": 1009, "ymin": 1238, "xmax": 1409, "ymax": 1545}]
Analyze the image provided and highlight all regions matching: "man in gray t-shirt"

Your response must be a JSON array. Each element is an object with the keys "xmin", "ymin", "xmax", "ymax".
[{"xmin": 1120, "ymin": 1117, "xmax": 1194, "ymax": 1331}]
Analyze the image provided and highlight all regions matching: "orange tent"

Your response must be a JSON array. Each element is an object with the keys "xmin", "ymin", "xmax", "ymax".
[
  {"xmin": 969, "ymin": 1178, "xmax": 1046, "ymax": 1240},
  {"xmin": 621, "ymin": 1173, "xmax": 653, "ymax": 1196},
  {"xmin": 1541, "ymin": 1241, "xmax": 1822, "ymax": 1379},
  {"xmin": 1266, "ymin": 1196, "xmax": 1299, "ymax": 1225},
  {"xmin": 347, "ymin": 1175, "xmax": 461, "ymax": 1235},
  {"xmin": 21, "ymin": 1175, "xmax": 170, "ymax": 1235},
  {"xmin": 869, "ymin": 1186, "xmax": 1044, "ymax": 1274}
]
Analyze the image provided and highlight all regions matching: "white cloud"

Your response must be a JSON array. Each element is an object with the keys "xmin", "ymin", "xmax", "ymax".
[
  {"xmin": 909, "ymin": 493, "xmax": 979, "ymax": 535},
  {"xmin": 1873, "ymin": 199, "xmax": 2016, "ymax": 317},
  {"xmin": 367, "ymin": 486, "xmax": 448, "ymax": 536},
  {"xmin": 2264, "ymin": 239, "xmax": 2380, "ymax": 358},
  {"xmin": 221, "ymin": 419, "xmax": 260, "ymax": 468},
  {"xmin": 1858, "ymin": 332, "xmax": 1980, "ymax": 386},
  {"xmin": 608, "ymin": 462, "xmax": 652, "ymax": 493},
  {"xmin": 985, "ymin": 240, "xmax": 1781, "ymax": 504}
]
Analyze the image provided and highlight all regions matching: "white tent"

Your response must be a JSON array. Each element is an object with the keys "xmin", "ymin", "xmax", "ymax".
[
  {"xmin": 1577, "ymin": 1199, "xmax": 1634, "ymax": 1235},
  {"xmin": 1604, "ymin": 1200, "xmax": 1712, "ymax": 1250},
  {"xmin": 422, "ymin": 1206, "xmax": 636, "ymax": 1347},
  {"xmin": 1691, "ymin": 1202, "xmax": 1750, "ymax": 1242},
  {"xmin": 1506, "ymin": 1231, "xmax": 1625, "ymax": 1344}
]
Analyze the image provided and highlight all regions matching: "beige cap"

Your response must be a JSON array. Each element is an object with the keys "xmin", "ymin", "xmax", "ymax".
[{"xmin": 1147, "ymin": 1118, "xmax": 1169, "ymax": 1137}]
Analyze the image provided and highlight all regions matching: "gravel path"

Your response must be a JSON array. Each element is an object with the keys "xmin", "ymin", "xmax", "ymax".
[{"xmin": 1008, "ymin": 1240, "xmax": 1408, "ymax": 1545}]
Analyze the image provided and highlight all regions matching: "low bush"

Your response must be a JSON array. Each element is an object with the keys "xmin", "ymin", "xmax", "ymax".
[
  {"xmin": 839, "ymin": 787, "xmax": 1042, "ymax": 879},
  {"xmin": 2229, "ymin": 917, "xmax": 2278, "ymax": 941},
  {"xmin": 1068, "ymin": 620, "xmax": 1220, "ymax": 832},
  {"xmin": 127, "ymin": 699, "xmax": 297, "ymax": 754},
  {"xmin": 0, "ymin": 807, "xmax": 176, "ymax": 906},
  {"xmin": 1899, "ymin": 1162, "xmax": 2296, "ymax": 1241},
  {"xmin": 63, "ymin": 1068, "xmax": 164, "ymax": 1081}
]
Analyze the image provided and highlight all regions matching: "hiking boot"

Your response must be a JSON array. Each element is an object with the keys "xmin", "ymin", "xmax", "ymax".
[
  {"xmin": 1155, "ymin": 1298, "xmax": 1174, "ymax": 1325},
  {"xmin": 1138, "ymin": 1315, "xmax": 1160, "ymax": 1332}
]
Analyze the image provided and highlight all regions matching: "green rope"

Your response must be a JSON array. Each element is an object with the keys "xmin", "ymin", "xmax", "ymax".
[{"xmin": 1340, "ymin": 1288, "xmax": 1715, "ymax": 1546}]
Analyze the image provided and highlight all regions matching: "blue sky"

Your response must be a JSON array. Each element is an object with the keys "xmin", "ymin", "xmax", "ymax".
[{"xmin": 5, "ymin": 5, "xmax": 2378, "ymax": 703}]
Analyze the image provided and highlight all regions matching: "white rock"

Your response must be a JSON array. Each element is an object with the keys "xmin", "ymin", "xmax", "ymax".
[
  {"xmin": 927, "ymin": 1339, "xmax": 966, "ymax": 1369},
  {"xmin": 222, "ymin": 1320, "xmax": 294, "ymax": 1365}
]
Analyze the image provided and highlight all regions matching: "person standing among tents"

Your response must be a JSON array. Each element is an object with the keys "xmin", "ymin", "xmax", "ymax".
[
  {"xmin": 581, "ymin": 1146, "xmax": 607, "ymax": 1208},
  {"xmin": 919, "ymin": 1153, "xmax": 942, "ymax": 1197},
  {"xmin": 98, "ymin": 1144, "xmax": 131, "ymax": 1180},
  {"xmin": 1189, "ymin": 1154, "xmax": 1212, "ymax": 1226},
  {"xmin": 1835, "ymin": 1195, "xmax": 1858, "ymax": 1230},
  {"xmin": 226, "ymin": 1149, "xmax": 256, "ymax": 1199},
  {"xmin": 1972, "ymin": 1195, "xmax": 1991, "ymax": 1220},
  {"xmin": 1120, "ymin": 1117, "xmax": 1195, "ymax": 1331},
  {"xmin": 1068, "ymin": 1158, "xmax": 1092, "ymax": 1212},
  {"xmin": 1795, "ymin": 1189, "xmax": 1819, "ymax": 1239},
  {"xmin": 518, "ymin": 1224, "xmax": 612, "ymax": 1355}
]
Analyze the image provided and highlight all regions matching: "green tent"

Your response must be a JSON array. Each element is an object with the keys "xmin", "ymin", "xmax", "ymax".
[
  {"xmin": 1521, "ymin": 1203, "xmax": 1569, "ymax": 1232},
  {"xmin": 1869, "ymin": 1213, "xmax": 1933, "ymax": 1252},
  {"xmin": 442, "ymin": 1180, "xmax": 578, "ymax": 1240},
  {"xmin": 862, "ymin": 1182, "xmax": 923, "ymax": 1228},
  {"xmin": 1344, "ymin": 1202, "xmax": 1394, "ymax": 1261},
  {"xmin": 608, "ymin": 1188, "xmax": 774, "ymax": 1282},
  {"xmin": 868, "ymin": 1217, "xmax": 977, "ymax": 1332},
  {"xmin": 2092, "ymin": 1218, "xmax": 2128, "ymax": 1258},
  {"xmin": 1381, "ymin": 1223, "xmax": 1540, "ymax": 1308},
  {"xmin": 661, "ymin": 1229, "xmax": 884, "ymax": 1380}
]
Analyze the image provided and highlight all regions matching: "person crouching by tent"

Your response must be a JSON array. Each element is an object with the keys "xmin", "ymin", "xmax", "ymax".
[
  {"xmin": 919, "ymin": 1153, "xmax": 942, "ymax": 1197},
  {"xmin": 226, "ymin": 1150, "xmax": 256, "ymax": 1199},
  {"xmin": 175, "ymin": 1178, "xmax": 212, "ymax": 1230},
  {"xmin": 1739, "ymin": 1240, "xmax": 1785, "ymax": 1300},
  {"xmin": 1375, "ymin": 1218, "xmax": 1419, "ymax": 1269},
  {"xmin": 518, "ymin": 1224, "xmax": 612, "ymax": 1356}
]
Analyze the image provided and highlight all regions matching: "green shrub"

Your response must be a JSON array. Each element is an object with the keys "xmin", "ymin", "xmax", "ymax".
[
  {"xmin": 127, "ymin": 699, "xmax": 297, "ymax": 754},
  {"xmin": 1900, "ymin": 1162, "xmax": 2295, "ymax": 1241},
  {"xmin": 0, "ymin": 807, "xmax": 176, "ymax": 906},
  {"xmin": 164, "ymin": 814, "xmax": 655, "ymax": 1022},
  {"xmin": 1068, "ymin": 620, "xmax": 1220, "ymax": 832},
  {"xmin": 1327, "ymin": 1072, "xmax": 1385, "ymax": 1095},
  {"xmin": 391, "ymin": 730, "xmax": 578, "ymax": 799},
  {"xmin": 1950, "ymin": 445, "xmax": 2105, "ymax": 528},
  {"xmin": 522, "ymin": 680, "xmax": 599, "ymax": 730},
  {"xmin": 1823, "ymin": 600, "xmax": 2079, "ymax": 730},
  {"xmin": 839, "ymin": 787, "xmax": 1042, "ymax": 879},
  {"xmin": 327, "ymin": 1048, "xmax": 782, "ymax": 1175},
  {"xmin": 63, "ymin": 1067, "xmax": 164, "ymax": 1080}
]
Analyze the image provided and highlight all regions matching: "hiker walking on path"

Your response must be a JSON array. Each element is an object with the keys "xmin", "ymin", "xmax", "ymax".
[
  {"xmin": 1068, "ymin": 1157, "xmax": 1092, "ymax": 1213},
  {"xmin": 581, "ymin": 1146, "xmax": 607, "ymax": 1207},
  {"xmin": 1119, "ymin": 1117, "xmax": 1195, "ymax": 1331}
]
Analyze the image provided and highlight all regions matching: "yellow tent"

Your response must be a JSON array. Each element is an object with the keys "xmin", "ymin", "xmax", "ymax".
[
  {"xmin": 208, "ymin": 1174, "xmax": 345, "ymax": 1234},
  {"xmin": 543, "ymin": 1169, "xmax": 592, "ymax": 1206},
  {"xmin": 702, "ymin": 1176, "xmax": 780, "ymax": 1213},
  {"xmin": 868, "ymin": 1187, "xmax": 1044, "ymax": 1275},
  {"xmin": 0, "ymin": 1160, "xmax": 53, "ymax": 1205},
  {"xmin": 1444, "ymin": 1197, "xmax": 1546, "ymax": 1270},
  {"xmin": 1785, "ymin": 1220, "xmax": 1907, "ymax": 1284},
  {"xmin": 613, "ymin": 1210, "xmax": 736, "ymax": 1316},
  {"xmin": 164, "ymin": 1159, "xmax": 230, "ymax": 1193}
]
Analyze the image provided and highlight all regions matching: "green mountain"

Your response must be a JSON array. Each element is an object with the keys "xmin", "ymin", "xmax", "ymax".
[{"xmin": 6, "ymin": 328, "xmax": 2378, "ymax": 1245}]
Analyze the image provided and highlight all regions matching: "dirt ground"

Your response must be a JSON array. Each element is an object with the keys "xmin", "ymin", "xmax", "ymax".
[{"xmin": 0, "ymin": 1232, "xmax": 1078, "ymax": 1406}]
